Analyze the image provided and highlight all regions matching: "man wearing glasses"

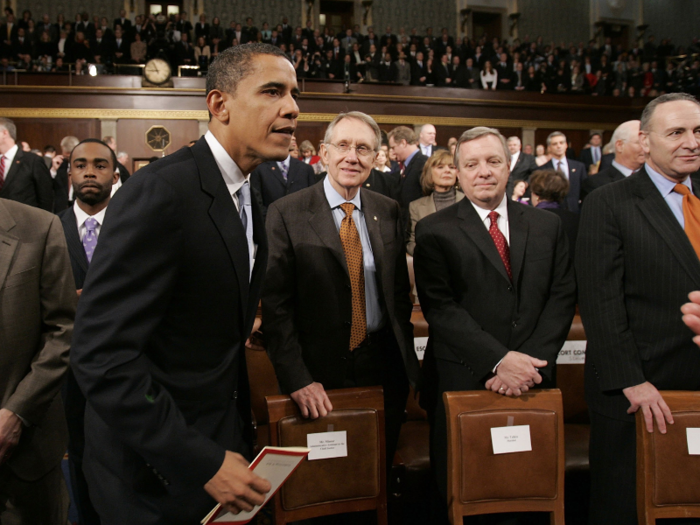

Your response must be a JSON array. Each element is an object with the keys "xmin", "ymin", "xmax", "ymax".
[{"xmin": 262, "ymin": 111, "xmax": 420, "ymax": 476}]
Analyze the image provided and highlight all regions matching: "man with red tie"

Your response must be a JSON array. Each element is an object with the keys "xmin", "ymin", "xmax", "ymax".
[{"xmin": 414, "ymin": 126, "xmax": 576, "ymax": 524}]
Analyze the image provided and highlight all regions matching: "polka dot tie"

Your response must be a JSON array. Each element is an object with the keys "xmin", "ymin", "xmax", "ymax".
[
  {"xmin": 488, "ymin": 211, "xmax": 512, "ymax": 281},
  {"xmin": 673, "ymin": 183, "xmax": 700, "ymax": 260},
  {"xmin": 339, "ymin": 203, "xmax": 367, "ymax": 350}
]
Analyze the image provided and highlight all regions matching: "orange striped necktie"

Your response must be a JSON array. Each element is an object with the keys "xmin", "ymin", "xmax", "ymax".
[
  {"xmin": 673, "ymin": 183, "xmax": 700, "ymax": 259},
  {"xmin": 339, "ymin": 203, "xmax": 367, "ymax": 350}
]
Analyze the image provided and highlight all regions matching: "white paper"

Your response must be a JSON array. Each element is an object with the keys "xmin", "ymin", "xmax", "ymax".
[
  {"xmin": 205, "ymin": 446, "xmax": 308, "ymax": 524},
  {"xmin": 491, "ymin": 424, "xmax": 532, "ymax": 455},
  {"xmin": 414, "ymin": 337, "xmax": 428, "ymax": 360},
  {"xmin": 687, "ymin": 428, "xmax": 700, "ymax": 455},
  {"xmin": 306, "ymin": 431, "xmax": 348, "ymax": 460},
  {"xmin": 556, "ymin": 340, "xmax": 586, "ymax": 364}
]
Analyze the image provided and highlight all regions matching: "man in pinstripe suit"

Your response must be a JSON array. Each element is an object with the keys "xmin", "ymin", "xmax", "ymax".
[{"xmin": 577, "ymin": 93, "xmax": 700, "ymax": 525}]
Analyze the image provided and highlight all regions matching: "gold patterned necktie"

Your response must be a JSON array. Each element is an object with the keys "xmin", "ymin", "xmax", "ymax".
[
  {"xmin": 339, "ymin": 203, "xmax": 367, "ymax": 350},
  {"xmin": 673, "ymin": 183, "xmax": 700, "ymax": 260}
]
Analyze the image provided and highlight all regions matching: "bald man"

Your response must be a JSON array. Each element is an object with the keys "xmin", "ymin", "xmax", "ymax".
[{"xmin": 580, "ymin": 120, "xmax": 646, "ymax": 203}]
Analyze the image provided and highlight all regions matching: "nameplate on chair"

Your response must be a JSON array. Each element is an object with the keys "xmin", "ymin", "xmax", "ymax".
[
  {"xmin": 414, "ymin": 337, "xmax": 428, "ymax": 360},
  {"xmin": 556, "ymin": 340, "xmax": 586, "ymax": 364},
  {"xmin": 306, "ymin": 431, "xmax": 348, "ymax": 460},
  {"xmin": 686, "ymin": 428, "xmax": 700, "ymax": 455},
  {"xmin": 490, "ymin": 425, "xmax": 532, "ymax": 455}
]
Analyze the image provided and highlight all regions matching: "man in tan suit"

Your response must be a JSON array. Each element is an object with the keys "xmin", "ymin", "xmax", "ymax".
[{"xmin": 0, "ymin": 198, "xmax": 76, "ymax": 523}]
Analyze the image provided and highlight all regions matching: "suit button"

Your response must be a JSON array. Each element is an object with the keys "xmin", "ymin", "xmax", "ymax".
[
  {"xmin": 232, "ymin": 391, "xmax": 238, "ymax": 400},
  {"xmin": 507, "ymin": 285, "xmax": 513, "ymax": 292},
  {"xmin": 512, "ymin": 321, "xmax": 517, "ymax": 328},
  {"xmin": 344, "ymin": 321, "xmax": 351, "ymax": 326},
  {"xmin": 346, "ymin": 284, "xmax": 351, "ymax": 290}
]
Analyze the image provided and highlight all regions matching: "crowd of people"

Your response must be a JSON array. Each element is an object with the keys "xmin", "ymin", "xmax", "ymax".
[
  {"xmin": 1, "ymin": 7, "xmax": 699, "ymax": 97},
  {"xmin": 3, "ymin": 40, "xmax": 700, "ymax": 525}
]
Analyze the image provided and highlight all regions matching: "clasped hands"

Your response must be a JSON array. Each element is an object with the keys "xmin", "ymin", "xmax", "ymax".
[{"xmin": 485, "ymin": 351, "xmax": 547, "ymax": 397}]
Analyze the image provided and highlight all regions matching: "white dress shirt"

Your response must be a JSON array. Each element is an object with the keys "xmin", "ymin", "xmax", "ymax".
[
  {"xmin": 510, "ymin": 151, "xmax": 520, "ymax": 171},
  {"xmin": 612, "ymin": 159, "xmax": 635, "ymax": 178},
  {"xmin": 2, "ymin": 144, "xmax": 18, "ymax": 172},
  {"xmin": 73, "ymin": 200, "xmax": 107, "ymax": 242},
  {"xmin": 469, "ymin": 193, "xmax": 510, "ymax": 244},
  {"xmin": 204, "ymin": 130, "xmax": 257, "ymax": 269},
  {"xmin": 552, "ymin": 157, "xmax": 569, "ymax": 180}
]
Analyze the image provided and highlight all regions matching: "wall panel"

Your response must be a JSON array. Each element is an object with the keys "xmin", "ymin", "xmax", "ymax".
[{"xmin": 13, "ymin": 118, "xmax": 99, "ymax": 153}]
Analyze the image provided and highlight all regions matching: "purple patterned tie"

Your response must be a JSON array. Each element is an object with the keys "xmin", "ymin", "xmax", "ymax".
[
  {"xmin": 83, "ymin": 217, "xmax": 98, "ymax": 263},
  {"xmin": 278, "ymin": 162, "xmax": 288, "ymax": 181}
]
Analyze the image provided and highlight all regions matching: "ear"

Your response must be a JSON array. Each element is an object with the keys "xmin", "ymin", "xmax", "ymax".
[
  {"xmin": 640, "ymin": 130, "xmax": 650, "ymax": 154},
  {"xmin": 112, "ymin": 168, "xmax": 120, "ymax": 185},
  {"xmin": 206, "ymin": 89, "xmax": 230, "ymax": 124},
  {"xmin": 320, "ymin": 143, "xmax": 330, "ymax": 166}
]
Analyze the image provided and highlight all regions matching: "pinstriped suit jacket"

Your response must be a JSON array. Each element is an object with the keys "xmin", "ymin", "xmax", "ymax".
[{"xmin": 576, "ymin": 167, "xmax": 700, "ymax": 421}]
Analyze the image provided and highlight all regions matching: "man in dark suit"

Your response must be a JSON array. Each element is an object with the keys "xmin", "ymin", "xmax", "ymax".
[
  {"xmin": 175, "ymin": 11, "xmax": 192, "ymax": 43},
  {"xmin": 263, "ymin": 111, "xmax": 420, "ymax": 476},
  {"xmin": 418, "ymin": 124, "xmax": 445, "ymax": 158},
  {"xmin": 414, "ymin": 127, "xmax": 576, "ymax": 524},
  {"xmin": 70, "ymin": 43, "xmax": 299, "ymax": 525},
  {"xmin": 59, "ymin": 139, "xmax": 119, "ymax": 525},
  {"xmin": 577, "ymin": 93, "xmax": 700, "ymax": 525},
  {"xmin": 580, "ymin": 120, "xmax": 645, "ymax": 202},
  {"xmin": 410, "ymin": 51, "xmax": 427, "ymax": 85},
  {"xmin": 250, "ymin": 150, "xmax": 315, "ymax": 217},
  {"xmin": 0, "ymin": 117, "xmax": 53, "ymax": 211},
  {"xmin": 113, "ymin": 10, "xmax": 131, "ymax": 33},
  {"xmin": 434, "ymin": 54, "xmax": 453, "ymax": 87},
  {"xmin": 0, "ymin": 198, "xmax": 76, "ymax": 523},
  {"xmin": 387, "ymin": 126, "xmax": 428, "ymax": 223},
  {"xmin": 578, "ymin": 132, "xmax": 603, "ymax": 171},
  {"xmin": 541, "ymin": 131, "xmax": 587, "ymax": 212},
  {"xmin": 506, "ymin": 135, "xmax": 537, "ymax": 197}
]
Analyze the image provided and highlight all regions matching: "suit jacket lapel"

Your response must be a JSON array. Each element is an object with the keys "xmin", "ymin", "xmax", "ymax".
[
  {"xmin": 308, "ymin": 182, "xmax": 348, "ymax": 276},
  {"xmin": 507, "ymin": 200, "xmax": 528, "ymax": 285},
  {"xmin": 634, "ymin": 168, "xmax": 700, "ymax": 288},
  {"xmin": 192, "ymin": 138, "xmax": 250, "ymax": 318},
  {"xmin": 62, "ymin": 208, "xmax": 89, "ymax": 274},
  {"xmin": 269, "ymin": 162, "xmax": 288, "ymax": 190},
  {"xmin": 0, "ymin": 201, "xmax": 18, "ymax": 288},
  {"xmin": 361, "ymin": 191, "xmax": 385, "ymax": 293},
  {"xmin": 2, "ymin": 149, "xmax": 23, "ymax": 190},
  {"xmin": 457, "ymin": 199, "xmax": 511, "ymax": 283}
]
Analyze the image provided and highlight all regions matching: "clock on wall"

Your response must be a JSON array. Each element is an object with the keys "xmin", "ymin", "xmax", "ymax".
[
  {"xmin": 146, "ymin": 126, "xmax": 171, "ymax": 152},
  {"xmin": 142, "ymin": 58, "xmax": 173, "ymax": 87}
]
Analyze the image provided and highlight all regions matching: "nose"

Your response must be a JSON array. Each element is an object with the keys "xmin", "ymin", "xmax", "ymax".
[
  {"xmin": 282, "ymin": 92, "xmax": 300, "ymax": 120},
  {"xmin": 682, "ymin": 129, "xmax": 700, "ymax": 151}
]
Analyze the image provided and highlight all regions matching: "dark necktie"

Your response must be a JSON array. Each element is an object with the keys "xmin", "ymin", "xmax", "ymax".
[
  {"xmin": 0, "ymin": 155, "xmax": 5, "ymax": 190},
  {"xmin": 673, "ymin": 183, "xmax": 700, "ymax": 260},
  {"xmin": 339, "ymin": 203, "xmax": 366, "ymax": 350},
  {"xmin": 399, "ymin": 161, "xmax": 405, "ymax": 178},
  {"xmin": 488, "ymin": 211, "xmax": 512, "ymax": 280}
]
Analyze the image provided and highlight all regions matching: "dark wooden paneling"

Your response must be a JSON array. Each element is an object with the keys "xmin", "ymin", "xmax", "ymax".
[
  {"xmin": 13, "ymin": 118, "xmax": 100, "ymax": 152},
  {"xmin": 117, "ymin": 120, "xmax": 200, "ymax": 163}
]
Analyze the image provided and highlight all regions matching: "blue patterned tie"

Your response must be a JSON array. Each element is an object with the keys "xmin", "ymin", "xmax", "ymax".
[
  {"xmin": 237, "ymin": 182, "xmax": 254, "ymax": 279},
  {"xmin": 83, "ymin": 217, "xmax": 98, "ymax": 263}
]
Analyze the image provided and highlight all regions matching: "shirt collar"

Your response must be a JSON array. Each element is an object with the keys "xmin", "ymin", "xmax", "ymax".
[
  {"xmin": 73, "ymin": 199, "xmax": 107, "ymax": 229},
  {"xmin": 204, "ymin": 130, "xmax": 247, "ymax": 192},
  {"xmin": 612, "ymin": 159, "xmax": 635, "ymax": 177},
  {"xmin": 2, "ymin": 143, "xmax": 18, "ymax": 166},
  {"xmin": 404, "ymin": 147, "xmax": 419, "ymax": 166},
  {"xmin": 323, "ymin": 174, "xmax": 362, "ymax": 211},
  {"xmin": 469, "ymin": 193, "xmax": 508, "ymax": 223},
  {"xmin": 645, "ymin": 162, "xmax": 692, "ymax": 198},
  {"xmin": 553, "ymin": 156, "xmax": 568, "ymax": 169},
  {"xmin": 277, "ymin": 155, "xmax": 291, "ymax": 171}
]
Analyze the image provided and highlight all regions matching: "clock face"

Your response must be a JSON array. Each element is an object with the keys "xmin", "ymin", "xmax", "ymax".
[
  {"xmin": 144, "ymin": 58, "xmax": 171, "ymax": 85},
  {"xmin": 146, "ymin": 126, "xmax": 171, "ymax": 151}
]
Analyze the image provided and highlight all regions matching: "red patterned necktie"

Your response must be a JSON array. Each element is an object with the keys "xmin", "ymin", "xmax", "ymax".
[
  {"xmin": 398, "ymin": 161, "xmax": 405, "ymax": 178},
  {"xmin": 488, "ymin": 211, "xmax": 512, "ymax": 280},
  {"xmin": 0, "ymin": 155, "xmax": 5, "ymax": 191},
  {"xmin": 339, "ymin": 203, "xmax": 367, "ymax": 350}
]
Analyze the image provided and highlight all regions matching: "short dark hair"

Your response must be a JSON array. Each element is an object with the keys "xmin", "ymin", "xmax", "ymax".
[
  {"xmin": 206, "ymin": 43, "xmax": 289, "ymax": 98},
  {"xmin": 69, "ymin": 138, "xmax": 118, "ymax": 169},
  {"xmin": 44, "ymin": 145, "xmax": 56, "ymax": 154},
  {"xmin": 640, "ymin": 92, "xmax": 700, "ymax": 131},
  {"xmin": 529, "ymin": 169, "xmax": 569, "ymax": 203}
]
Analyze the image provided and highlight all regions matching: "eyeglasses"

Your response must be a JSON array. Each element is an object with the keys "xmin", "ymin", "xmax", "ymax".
[{"xmin": 326, "ymin": 142, "xmax": 376, "ymax": 157}]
